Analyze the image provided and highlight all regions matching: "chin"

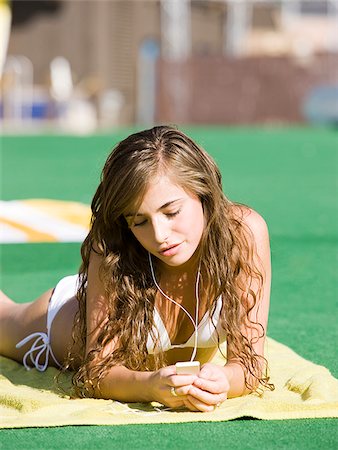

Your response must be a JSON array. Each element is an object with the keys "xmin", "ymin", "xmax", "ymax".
[
  {"xmin": 163, "ymin": 259, "xmax": 188, "ymax": 267},
  {"xmin": 161, "ymin": 251, "xmax": 197, "ymax": 268}
]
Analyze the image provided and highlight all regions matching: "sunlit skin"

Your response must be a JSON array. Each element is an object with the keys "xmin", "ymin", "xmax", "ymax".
[
  {"xmin": 0, "ymin": 173, "xmax": 271, "ymax": 413},
  {"xmin": 125, "ymin": 174, "xmax": 205, "ymax": 272},
  {"xmin": 0, "ymin": 175, "xmax": 228, "ymax": 412},
  {"xmin": 126, "ymin": 175, "xmax": 219, "ymax": 366},
  {"xmin": 120, "ymin": 174, "xmax": 271, "ymax": 411},
  {"xmin": 123, "ymin": 175, "xmax": 231, "ymax": 411}
]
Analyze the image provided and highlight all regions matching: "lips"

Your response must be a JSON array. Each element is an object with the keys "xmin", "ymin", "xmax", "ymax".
[{"xmin": 159, "ymin": 243, "xmax": 182, "ymax": 256}]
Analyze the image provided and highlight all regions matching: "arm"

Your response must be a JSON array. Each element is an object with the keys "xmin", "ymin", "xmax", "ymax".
[
  {"xmin": 224, "ymin": 207, "xmax": 271, "ymax": 396},
  {"xmin": 84, "ymin": 247, "xmax": 196, "ymax": 405},
  {"xmin": 184, "ymin": 208, "xmax": 271, "ymax": 410}
]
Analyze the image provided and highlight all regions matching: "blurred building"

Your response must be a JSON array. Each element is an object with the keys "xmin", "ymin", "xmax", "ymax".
[{"xmin": 2, "ymin": 0, "xmax": 338, "ymax": 128}]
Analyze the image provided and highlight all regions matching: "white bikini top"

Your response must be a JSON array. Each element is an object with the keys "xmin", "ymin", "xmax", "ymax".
[
  {"xmin": 16, "ymin": 274, "xmax": 227, "ymax": 371},
  {"xmin": 146, "ymin": 295, "xmax": 227, "ymax": 354}
]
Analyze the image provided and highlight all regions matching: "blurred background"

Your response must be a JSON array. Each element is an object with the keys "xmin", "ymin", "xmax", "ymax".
[
  {"xmin": 1, "ymin": 0, "xmax": 338, "ymax": 133},
  {"xmin": 1, "ymin": 6, "xmax": 338, "ymax": 446}
]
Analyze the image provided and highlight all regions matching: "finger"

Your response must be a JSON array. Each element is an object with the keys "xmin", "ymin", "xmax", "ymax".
[
  {"xmin": 169, "ymin": 374, "xmax": 197, "ymax": 388},
  {"xmin": 198, "ymin": 363, "xmax": 230, "ymax": 383},
  {"xmin": 183, "ymin": 397, "xmax": 200, "ymax": 412},
  {"xmin": 172, "ymin": 384, "xmax": 191, "ymax": 397},
  {"xmin": 169, "ymin": 398, "xmax": 186, "ymax": 409},
  {"xmin": 166, "ymin": 386, "xmax": 187, "ymax": 407},
  {"xmin": 193, "ymin": 375, "xmax": 229, "ymax": 394},
  {"xmin": 186, "ymin": 394, "xmax": 215, "ymax": 413},
  {"xmin": 188, "ymin": 385, "xmax": 227, "ymax": 405},
  {"xmin": 198, "ymin": 365, "xmax": 216, "ymax": 380},
  {"xmin": 160, "ymin": 365, "xmax": 178, "ymax": 377},
  {"xmin": 193, "ymin": 377, "xmax": 219, "ymax": 393}
]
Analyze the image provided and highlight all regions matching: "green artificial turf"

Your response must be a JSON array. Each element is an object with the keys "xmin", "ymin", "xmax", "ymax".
[
  {"xmin": 0, "ymin": 127, "xmax": 337, "ymax": 449},
  {"xmin": 1, "ymin": 419, "xmax": 338, "ymax": 450}
]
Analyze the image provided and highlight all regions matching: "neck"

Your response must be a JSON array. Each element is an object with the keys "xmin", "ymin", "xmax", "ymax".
[{"xmin": 157, "ymin": 249, "xmax": 201, "ymax": 279}]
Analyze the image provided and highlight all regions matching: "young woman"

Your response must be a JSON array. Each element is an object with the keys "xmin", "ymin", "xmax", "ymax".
[{"xmin": 0, "ymin": 125, "xmax": 273, "ymax": 412}]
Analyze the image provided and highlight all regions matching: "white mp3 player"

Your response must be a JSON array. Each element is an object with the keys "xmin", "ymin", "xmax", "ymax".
[{"xmin": 175, "ymin": 361, "xmax": 200, "ymax": 375}]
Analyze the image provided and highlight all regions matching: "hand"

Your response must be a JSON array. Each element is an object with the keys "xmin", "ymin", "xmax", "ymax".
[
  {"xmin": 180, "ymin": 363, "xmax": 230, "ymax": 412},
  {"xmin": 149, "ymin": 365, "xmax": 197, "ymax": 409}
]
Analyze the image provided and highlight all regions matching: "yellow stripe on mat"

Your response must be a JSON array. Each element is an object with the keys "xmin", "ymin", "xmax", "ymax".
[
  {"xmin": 0, "ymin": 199, "xmax": 91, "ymax": 243},
  {"xmin": 22, "ymin": 199, "xmax": 91, "ymax": 228},
  {"xmin": 0, "ymin": 217, "xmax": 57, "ymax": 242}
]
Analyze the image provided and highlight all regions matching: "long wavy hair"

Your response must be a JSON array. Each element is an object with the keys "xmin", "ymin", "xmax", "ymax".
[{"xmin": 63, "ymin": 125, "xmax": 274, "ymax": 397}]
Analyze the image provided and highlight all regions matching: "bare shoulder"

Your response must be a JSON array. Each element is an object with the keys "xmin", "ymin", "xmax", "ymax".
[
  {"xmin": 231, "ymin": 204, "xmax": 269, "ymax": 245},
  {"xmin": 231, "ymin": 205, "xmax": 271, "ymax": 284}
]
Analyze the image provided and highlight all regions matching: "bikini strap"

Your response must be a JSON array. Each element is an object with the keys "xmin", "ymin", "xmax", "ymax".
[{"xmin": 16, "ymin": 331, "xmax": 62, "ymax": 371}]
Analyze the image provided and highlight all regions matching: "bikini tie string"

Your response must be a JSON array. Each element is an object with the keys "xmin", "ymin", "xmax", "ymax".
[{"xmin": 16, "ymin": 332, "xmax": 61, "ymax": 372}]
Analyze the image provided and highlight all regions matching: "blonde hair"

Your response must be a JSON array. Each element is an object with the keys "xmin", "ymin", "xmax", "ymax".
[{"xmin": 63, "ymin": 126, "xmax": 274, "ymax": 396}]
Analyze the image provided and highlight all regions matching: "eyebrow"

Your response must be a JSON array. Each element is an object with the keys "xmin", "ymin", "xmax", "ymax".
[{"xmin": 125, "ymin": 198, "xmax": 182, "ymax": 218}]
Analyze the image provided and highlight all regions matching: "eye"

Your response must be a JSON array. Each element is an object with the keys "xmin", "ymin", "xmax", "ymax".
[
  {"xmin": 166, "ymin": 209, "xmax": 181, "ymax": 218},
  {"xmin": 133, "ymin": 219, "xmax": 147, "ymax": 227}
]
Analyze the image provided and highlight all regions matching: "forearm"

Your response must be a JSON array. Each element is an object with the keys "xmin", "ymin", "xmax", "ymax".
[
  {"xmin": 92, "ymin": 365, "xmax": 154, "ymax": 402},
  {"xmin": 222, "ymin": 362, "xmax": 253, "ymax": 398}
]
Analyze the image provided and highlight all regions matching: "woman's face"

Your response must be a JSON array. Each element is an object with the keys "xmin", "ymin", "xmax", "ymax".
[{"xmin": 125, "ymin": 175, "xmax": 205, "ymax": 268}]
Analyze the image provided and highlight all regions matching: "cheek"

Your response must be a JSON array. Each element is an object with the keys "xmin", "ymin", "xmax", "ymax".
[{"xmin": 186, "ymin": 205, "xmax": 205, "ymax": 237}]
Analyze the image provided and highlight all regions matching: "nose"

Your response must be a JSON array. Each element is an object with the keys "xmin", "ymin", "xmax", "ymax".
[{"xmin": 152, "ymin": 216, "xmax": 170, "ymax": 244}]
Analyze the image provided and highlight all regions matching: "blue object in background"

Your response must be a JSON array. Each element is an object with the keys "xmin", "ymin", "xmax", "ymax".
[
  {"xmin": 31, "ymin": 101, "xmax": 49, "ymax": 119},
  {"xmin": 136, "ymin": 38, "xmax": 160, "ymax": 125},
  {"xmin": 303, "ymin": 84, "xmax": 338, "ymax": 126}
]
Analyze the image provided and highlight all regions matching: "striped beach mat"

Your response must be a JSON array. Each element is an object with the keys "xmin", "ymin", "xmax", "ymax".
[{"xmin": 0, "ymin": 199, "xmax": 91, "ymax": 243}]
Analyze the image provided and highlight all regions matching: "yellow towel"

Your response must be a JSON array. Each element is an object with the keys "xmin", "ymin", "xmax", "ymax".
[{"xmin": 0, "ymin": 337, "xmax": 337, "ymax": 428}]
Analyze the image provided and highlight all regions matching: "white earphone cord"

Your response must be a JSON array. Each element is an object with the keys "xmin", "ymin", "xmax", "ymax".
[{"xmin": 148, "ymin": 253, "xmax": 200, "ymax": 361}]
